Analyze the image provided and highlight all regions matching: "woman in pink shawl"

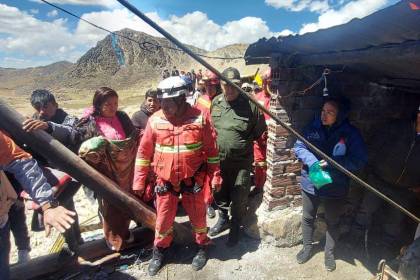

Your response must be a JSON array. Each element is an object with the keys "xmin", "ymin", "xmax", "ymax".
[{"xmin": 77, "ymin": 87, "xmax": 139, "ymax": 251}]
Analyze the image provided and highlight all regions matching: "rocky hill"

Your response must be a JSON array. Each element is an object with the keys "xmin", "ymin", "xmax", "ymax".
[{"xmin": 0, "ymin": 29, "xmax": 263, "ymax": 99}]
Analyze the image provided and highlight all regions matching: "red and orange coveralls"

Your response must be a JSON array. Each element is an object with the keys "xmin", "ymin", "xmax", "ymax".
[
  {"xmin": 133, "ymin": 105, "xmax": 222, "ymax": 248},
  {"xmin": 194, "ymin": 94, "xmax": 215, "ymax": 206},
  {"xmin": 253, "ymin": 90, "xmax": 270, "ymax": 189}
]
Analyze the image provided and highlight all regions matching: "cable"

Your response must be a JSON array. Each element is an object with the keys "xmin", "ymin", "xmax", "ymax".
[
  {"xmin": 40, "ymin": 0, "xmax": 249, "ymax": 60},
  {"xmin": 116, "ymin": 0, "xmax": 420, "ymax": 224}
]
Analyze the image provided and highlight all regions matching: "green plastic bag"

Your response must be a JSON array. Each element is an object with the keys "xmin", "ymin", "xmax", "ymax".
[{"xmin": 309, "ymin": 161, "xmax": 332, "ymax": 189}]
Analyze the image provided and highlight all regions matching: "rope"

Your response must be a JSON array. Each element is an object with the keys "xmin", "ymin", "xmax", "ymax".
[
  {"xmin": 281, "ymin": 67, "xmax": 345, "ymax": 99},
  {"xmin": 115, "ymin": 0, "xmax": 420, "ymax": 224},
  {"xmin": 40, "ymin": 0, "xmax": 249, "ymax": 61}
]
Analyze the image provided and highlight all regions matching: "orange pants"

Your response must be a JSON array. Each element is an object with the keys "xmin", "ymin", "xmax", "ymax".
[
  {"xmin": 202, "ymin": 175, "xmax": 213, "ymax": 206},
  {"xmin": 155, "ymin": 188, "xmax": 210, "ymax": 248}
]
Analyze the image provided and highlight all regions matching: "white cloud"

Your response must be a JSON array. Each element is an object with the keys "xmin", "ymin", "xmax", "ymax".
[
  {"xmin": 74, "ymin": 9, "xmax": 162, "ymax": 47},
  {"xmin": 265, "ymin": 0, "xmax": 330, "ymax": 13},
  {"xmin": 277, "ymin": 29, "xmax": 295, "ymax": 37},
  {"xmin": 75, "ymin": 9, "xmax": 282, "ymax": 51},
  {"xmin": 47, "ymin": 9, "xmax": 58, "ymax": 17},
  {"xmin": 0, "ymin": 4, "xmax": 81, "ymax": 62},
  {"xmin": 0, "ymin": 3, "xmax": 291, "ymax": 68},
  {"xmin": 29, "ymin": 8, "xmax": 39, "ymax": 14},
  {"xmin": 299, "ymin": 0, "xmax": 388, "ymax": 34}
]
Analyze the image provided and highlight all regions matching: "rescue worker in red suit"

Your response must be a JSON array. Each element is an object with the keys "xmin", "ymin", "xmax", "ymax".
[
  {"xmin": 250, "ymin": 68, "xmax": 272, "ymax": 196},
  {"xmin": 194, "ymin": 70, "xmax": 221, "ymax": 218},
  {"xmin": 132, "ymin": 76, "xmax": 222, "ymax": 276}
]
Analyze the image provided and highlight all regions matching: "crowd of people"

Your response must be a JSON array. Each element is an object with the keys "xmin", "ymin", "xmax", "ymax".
[{"xmin": 0, "ymin": 65, "xmax": 419, "ymax": 278}]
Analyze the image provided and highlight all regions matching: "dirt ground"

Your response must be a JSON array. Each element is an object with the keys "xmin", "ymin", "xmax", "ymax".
[
  {"xmin": 104, "ymin": 237, "xmax": 376, "ymax": 280},
  {"xmin": 9, "ymin": 187, "xmax": 379, "ymax": 280}
]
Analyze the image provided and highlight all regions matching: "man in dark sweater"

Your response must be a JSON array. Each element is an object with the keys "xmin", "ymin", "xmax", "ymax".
[
  {"xmin": 21, "ymin": 89, "xmax": 83, "ymax": 252},
  {"xmin": 131, "ymin": 89, "xmax": 160, "ymax": 135}
]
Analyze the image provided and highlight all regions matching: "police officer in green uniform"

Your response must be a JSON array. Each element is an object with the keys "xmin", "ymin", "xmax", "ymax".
[{"xmin": 209, "ymin": 67, "xmax": 266, "ymax": 246}]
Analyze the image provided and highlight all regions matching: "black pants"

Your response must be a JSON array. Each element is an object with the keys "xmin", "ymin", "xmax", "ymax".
[
  {"xmin": 0, "ymin": 221, "xmax": 10, "ymax": 280},
  {"xmin": 301, "ymin": 190, "xmax": 345, "ymax": 254},
  {"xmin": 214, "ymin": 165, "xmax": 251, "ymax": 225},
  {"xmin": 9, "ymin": 201, "xmax": 30, "ymax": 251}
]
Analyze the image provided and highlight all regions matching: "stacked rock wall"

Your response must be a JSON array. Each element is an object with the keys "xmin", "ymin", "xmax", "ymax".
[{"xmin": 261, "ymin": 65, "xmax": 420, "ymax": 212}]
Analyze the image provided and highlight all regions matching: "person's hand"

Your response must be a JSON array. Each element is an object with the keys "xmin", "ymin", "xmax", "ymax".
[
  {"xmin": 211, "ymin": 184, "xmax": 221, "ymax": 193},
  {"xmin": 319, "ymin": 159, "xmax": 328, "ymax": 168},
  {"xmin": 43, "ymin": 206, "xmax": 76, "ymax": 237},
  {"xmin": 133, "ymin": 189, "xmax": 144, "ymax": 198},
  {"xmin": 22, "ymin": 119, "xmax": 48, "ymax": 132}
]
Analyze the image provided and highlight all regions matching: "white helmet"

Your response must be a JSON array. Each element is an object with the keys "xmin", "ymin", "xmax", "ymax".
[{"xmin": 157, "ymin": 76, "xmax": 189, "ymax": 99}]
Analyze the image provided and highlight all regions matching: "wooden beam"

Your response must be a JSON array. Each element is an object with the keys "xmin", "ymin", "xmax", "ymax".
[
  {"xmin": 0, "ymin": 99, "xmax": 192, "ymax": 243},
  {"xmin": 10, "ymin": 227, "xmax": 154, "ymax": 280}
]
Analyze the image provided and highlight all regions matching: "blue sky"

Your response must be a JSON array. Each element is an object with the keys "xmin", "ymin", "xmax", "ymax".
[{"xmin": 0, "ymin": 0, "xmax": 399, "ymax": 68}]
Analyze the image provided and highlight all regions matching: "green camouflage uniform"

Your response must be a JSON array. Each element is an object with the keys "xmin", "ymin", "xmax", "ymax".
[{"xmin": 211, "ymin": 93, "xmax": 266, "ymax": 224}]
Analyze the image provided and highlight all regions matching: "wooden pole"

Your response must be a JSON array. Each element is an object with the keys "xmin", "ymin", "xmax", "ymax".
[
  {"xmin": 10, "ymin": 227, "xmax": 154, "ymax": 280},
  {"xmin": 0, "ymin": 99, "xmax": 191, "ymax": 242}
]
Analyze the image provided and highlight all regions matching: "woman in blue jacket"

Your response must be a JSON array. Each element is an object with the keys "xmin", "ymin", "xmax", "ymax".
[{"xmin": 294, "ymin": 97, "xmax": 367, "ymax": 271}]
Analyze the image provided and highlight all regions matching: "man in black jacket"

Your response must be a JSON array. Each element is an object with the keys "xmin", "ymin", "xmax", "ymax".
[
  {"xmin": 131, "ymin": 89, "xmax": 160, "ymax": 135},
  {"xmin": 21, "ymin": 89, "xmax": 83, "ymax": 252}
]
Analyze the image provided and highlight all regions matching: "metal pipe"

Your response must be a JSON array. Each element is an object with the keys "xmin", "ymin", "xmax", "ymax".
[{"xmin": 116, "ymin": 0, "xmax": 420, "ymax": 223}]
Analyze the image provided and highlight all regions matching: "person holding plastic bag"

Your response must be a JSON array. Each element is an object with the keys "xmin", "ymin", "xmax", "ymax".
[{"xmin": 293, "ymin": 97, "xmax": 367, "ymax": 271}]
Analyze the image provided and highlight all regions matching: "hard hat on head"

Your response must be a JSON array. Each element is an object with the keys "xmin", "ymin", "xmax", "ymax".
[
  {"xmin": 157, "ymin": 76, "xmax": 189, "ymax": 99},
  {"xmin": 262, "ymin": 67, "xmax": 272, "ymax": 81},
  {"xmin": 202, "ymin": 70, "xmax": 220, "ymax": 85},
  {"xmin": 221, "ymin": 67, "xmax": 241, "ymax": 84}
]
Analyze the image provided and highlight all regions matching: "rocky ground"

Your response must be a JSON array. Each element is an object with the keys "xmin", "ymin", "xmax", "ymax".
[{"xmin": 9, "ymin": 187, "xmax": 380, "ymax": 280}]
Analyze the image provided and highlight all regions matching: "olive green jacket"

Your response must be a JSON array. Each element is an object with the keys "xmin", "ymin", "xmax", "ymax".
[{"xmin": 211, "ymin": 94, "xmax": 267, "ymax": 168}]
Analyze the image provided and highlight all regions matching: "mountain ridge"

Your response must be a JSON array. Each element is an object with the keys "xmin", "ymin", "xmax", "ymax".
[{"xmin": 0, "ymin": 29, "xmax": 259, "ymax": 96}]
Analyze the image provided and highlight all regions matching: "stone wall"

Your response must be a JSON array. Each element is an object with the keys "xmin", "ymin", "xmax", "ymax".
[
  {"xmin": 263, "ymin": 66, "xmax": 420, "ymax": 210},
  {"xmin": 254, "ymin": 64, "xmax": 420, "ymax": 246}
]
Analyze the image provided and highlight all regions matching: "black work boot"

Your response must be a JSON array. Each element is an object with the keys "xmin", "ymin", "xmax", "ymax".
[
  {"xmin": 207, "ymin": 205, "xmax": 216, "ymax": 219},
  {"xmin": 148, "ymin": 246, "xmax": 165, "ymax": 276},
  {"xmin": 209, "ymin": 210, "xmax": 229, "ymax": 236},
  {"xmin": 324, "ymin": 251, "xmax": 336, "ymax": 272},
  {"xmin": 296, "ymin": 246, "xmax": 313, "ymax": 264},
  {"xmin": 191, "ymin": 246, "xmax": 208, "ymax": 271},
  {"xmin": 226, "ymin": 222, "xmax": 240, "ymax": 247}
]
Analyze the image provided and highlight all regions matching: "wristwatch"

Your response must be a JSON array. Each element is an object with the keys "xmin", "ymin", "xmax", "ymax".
[{"xmin": 41, "ymin": 200, "xmax": 59, "ymax": 212}]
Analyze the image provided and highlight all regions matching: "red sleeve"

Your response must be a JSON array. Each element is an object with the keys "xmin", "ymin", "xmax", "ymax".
[
  {"xmin": 201, "ymin": 114, "xmax": 222, "ymax": 186},
  {"xmin": 132, "ymin": 118, "xmax": 155, "ymax": 192}
]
